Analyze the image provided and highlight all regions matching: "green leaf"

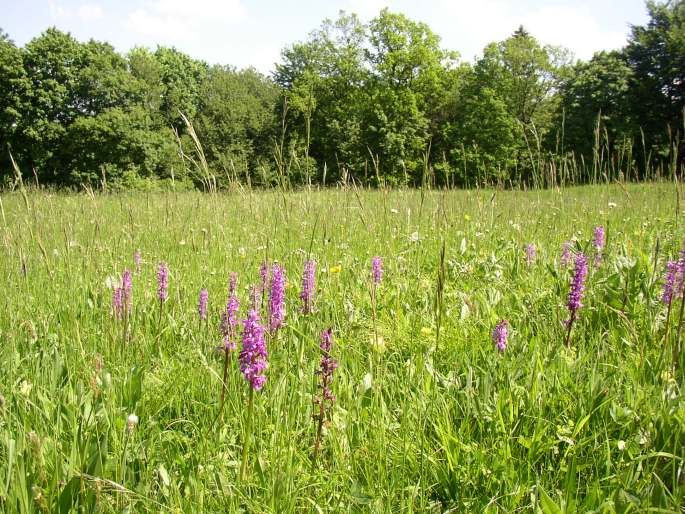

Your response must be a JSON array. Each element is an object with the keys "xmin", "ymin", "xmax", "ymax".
[
  {"xmin": 58, "ymin": 477, "xmax": 80, "ymax": 514},
  {"xmin": 538, "ymin": 486, "xmax": 563, "ymax": 514}
]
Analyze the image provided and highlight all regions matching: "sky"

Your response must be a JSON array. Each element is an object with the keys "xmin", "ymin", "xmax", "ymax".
[{"xmin": 1, "ymin": 0, "xmax": 651, "ymax": 74}]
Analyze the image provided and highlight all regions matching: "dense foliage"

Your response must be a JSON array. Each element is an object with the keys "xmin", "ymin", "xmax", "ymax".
[{"xmin": 1, "ymin": 1, "xmax": 684, "ymax": 188}]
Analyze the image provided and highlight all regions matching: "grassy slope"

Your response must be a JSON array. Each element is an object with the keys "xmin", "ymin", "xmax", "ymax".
[{"xmin": 0, "ymin": 184, "xmax": 683, "ymax": 512}]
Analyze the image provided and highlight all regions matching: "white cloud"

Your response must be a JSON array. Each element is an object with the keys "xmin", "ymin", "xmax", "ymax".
[
  {"xmin": 246, "ymin": 43, "xmax": 283, "ymax": 73},
  {"xmin": 48, "ymin": 1, "xmax": 104, "ymax": 22},
  {"xmin": 126, "ymin": 0, "xmax": 247, "ymax": 42},
  {"xmin": 47, "ymin": 0, "xmax": 69, "ymax": 19},
  {"xmin": 434, "ymin": 0, "xmax": 629, "ymax": 61},
  {"xmin": 347, "ymin": 0, "xmax": 391, "ymax": 20},
  {"xmin": 127, "ymin": 8, "xmax": 188, "ymax": 39},
  {"xmin": 521, "ymin": 5, "xmax": 626, "ymax": 59},
  {"xmin": 78, "ymin": 3, "xmax": 104, "ymax": 22}
]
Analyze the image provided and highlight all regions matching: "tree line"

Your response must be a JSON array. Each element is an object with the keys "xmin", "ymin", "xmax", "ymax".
[{"xmin": 1, "ymin": 1, "xmax": 684, "ymax": 189}]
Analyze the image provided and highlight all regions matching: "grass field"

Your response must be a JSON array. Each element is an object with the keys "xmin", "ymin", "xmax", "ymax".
[{"xmin": 0, "ymin": 184, "xmax": 683, "ymax": 512}]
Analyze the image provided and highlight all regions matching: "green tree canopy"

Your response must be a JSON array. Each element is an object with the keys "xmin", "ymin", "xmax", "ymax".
[
  {"xmin": 625, "ymin": 0, "xmax": 685, "ymax": 153},
  {"xmin": 0, "ymin": 29, "xmax": 30, "ymax": 172},
  {"xmin": 2, "ymin": 4, "xmax": 685, "ymax": 188},
  {"xmin": 195, "ymin": 65, "xmax": 280, "ymax": 183},
  {"xmin": 556, "ymin": 51, "xmax": 635, "ymax": 159}
]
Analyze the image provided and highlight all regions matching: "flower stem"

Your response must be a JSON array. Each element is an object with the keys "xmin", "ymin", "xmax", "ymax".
[
  {"xmin": 312, "ymin": 388, "xmax": 326, "ymax": 465},
  {"xmin": 664, "ymin": 301, "xmax": 673, "ymax": 346},
  {"xmin": 564, "ymin": 319, "xmax": 573, "ymax": 347},
  {"xmin": 674, "ymin": 292, "xmax": 685, "ymax": 369},
  {"xmin": 217, "ymin": 348, "xmax": 230, "ymax": 421},
  {"xmin": 371, "ymin": 285, "xmax": 378, "ymax": 350},
  {"xmin": 240, "ymin": 387, "xmax": 254, "ymax": 481},
  {"xmin": 657, "ymin": 302, "xmax": 673, "ymax": 371}
]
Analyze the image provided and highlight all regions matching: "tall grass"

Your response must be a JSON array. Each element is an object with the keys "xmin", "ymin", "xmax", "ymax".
[{"xmin": 0, "ymin": 184, "xmax": 683, "ymax": 512}]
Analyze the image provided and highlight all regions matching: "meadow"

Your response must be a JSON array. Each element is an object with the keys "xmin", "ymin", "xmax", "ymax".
[{"xmin": 0, "ymin": 183, "xmax": 683, "ymax": 512}]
